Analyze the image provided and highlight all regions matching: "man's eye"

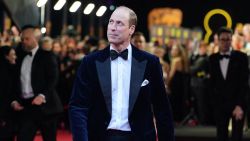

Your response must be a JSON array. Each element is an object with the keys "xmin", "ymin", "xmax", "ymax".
[
  {"xmin": 117, "ymin": 22, "xmax": 123, "ymax": 26},
  {"xmin": 109, "ymin": 20, "xmax": 113, "ymax": 24}
]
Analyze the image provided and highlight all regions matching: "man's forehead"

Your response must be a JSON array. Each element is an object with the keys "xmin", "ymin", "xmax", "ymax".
[
  {"xmin": 21, "ymin": 29, "xmax": 34, "ymax": 37},
  {"xmin": 220, "ymin": 33, "xmax": 231, "ymax": 37},
  {"xmin": 110, "ymin": 8, "xmax": 129, "ymax": 19}
]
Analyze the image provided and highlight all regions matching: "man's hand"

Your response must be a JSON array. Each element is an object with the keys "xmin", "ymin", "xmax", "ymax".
[
  {"xmin": 232, "ymin": 105, "xmax": 244, "ymax": 120},
  {"xmin": 32, "ymin": 95, "xmax": 46, "ymax": 105},
  {"xmin": 12, "ymin": 101, "xmax": 24, "ymax": 111}
]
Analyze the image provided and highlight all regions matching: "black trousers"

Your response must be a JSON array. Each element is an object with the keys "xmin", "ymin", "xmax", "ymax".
[
  {"xmin": 105, "ymin": 130, "xmax": 133, "ymax": 141},
  {"xmin": 214, "ymin": 109, "xmax": 245, "ymax": 141},
  {"xmin": 16, "ymin": 117, "xmax": 57, "ymax": 141},
  {"xmin": 16, "ymin": 98, "xmax": 59, "ymax": 141}
]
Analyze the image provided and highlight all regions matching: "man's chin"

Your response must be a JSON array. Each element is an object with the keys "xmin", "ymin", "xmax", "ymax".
[
  {"xmin": 109, "ymin": 40, "xmax": 119, "ymax": 45},
  {"xmin": 23, "ymin": 46, "xmax": 32, "ymax": 52}
]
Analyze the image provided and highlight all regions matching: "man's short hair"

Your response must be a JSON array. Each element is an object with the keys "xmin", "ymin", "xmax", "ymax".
[
  {"xmin": 217, "ymin": 27, "xmax": 233, "ymax": 36},
  {"xmin": 21, "ymin": 25, "xmax": 36, "ymax": 31},
  {"xmin": 117, "ymin": 6, "xmax": 137, "ymax": 27}
]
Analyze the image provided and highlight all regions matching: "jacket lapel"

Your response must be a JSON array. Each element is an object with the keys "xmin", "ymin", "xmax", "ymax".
[
  {"xmin": 31, "ymin": 49, "xmax": 41, "ymax": 72},
  {"xmin": 95, "ymin": 46, "xmax": 148, "ymax": 116},
  {"xmin": 129, "ymin": 46, "xmax": 147, "ymax": 116},
  {"xmin": 225, "ymin": 51, "xmax": 235, "ymax": 80},
  {"xmin": 96, "ymin": 47, "xmax": 112, "ymax": 115},
  {"xmin": 215, "ymin": 53, "xmax": 226, "ymax": 80}
]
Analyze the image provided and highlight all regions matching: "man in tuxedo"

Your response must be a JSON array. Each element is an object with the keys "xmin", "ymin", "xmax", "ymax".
[
  {"xmin": 209, "ymin": 27, "xmax": 249, "ymax": 141},
  {"xmin": 69, "ymin": 6, "xmax": 174, "ymax": 141},
  {"xmin": 11, "ymin": 25, "xmax": 63, "ymax": 141}
]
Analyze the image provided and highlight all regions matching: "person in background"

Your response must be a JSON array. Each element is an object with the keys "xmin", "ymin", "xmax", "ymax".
[
  {"xmin": 242, "ymin": 24, "xmax": 250, "ymax": 55},
  {"xmin": 0, "ymin": 46, "xmax": 17, "ymax": 141},
  {"xmin": 154, "ymin": 46, "xmax": 169, "ymax": 85},
  {"xmin": 11, "ymin": 25, "xmax": 63, "ymax": 141},
  {"xmin": 69, "ymin": 6, "xmax": 174, "ymax": 141},
  {"xmin": 131, "ymin": 31, "xmax": 146, "ymax": 50},
  {"xmin": 97, "ymin": 39, "xmax": 108, "ymax": 50},
  {"xmin": 189, "ymin": 42, "xmax": 210, "ymax": 125},
  {"xmin": 232, "ymin": 33, "xmax": 245, "ymax": 52},
  {"xmin": 41, "ymin": 36, "xmax": 53, "ymax": 51},
  {"xmin": 209, "ymin": 27, "xmax": 249, "ymax": 141},
  {"xmin": 208, "ymin": 34, "xmax": 219, "ymax": 55},
  {"xmin": 167, "ymin": 44, "xmax": 189, "ymax": 124},
  {"xmin": 242, "ymin": 23, "xmax": 250, "ymax": 130}
]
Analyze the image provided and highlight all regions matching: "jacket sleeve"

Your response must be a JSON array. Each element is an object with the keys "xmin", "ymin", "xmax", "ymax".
[
  {"xmin": 151, "ymin": 56, "xmax": 175, "ymax": 141},
  {"xmin": 43, "ymin": 52, "xmax": 59, "ymax": 100},
  {"xmin": 238, "ymin": 53, "xmax": 249, "ymax": 109},
  {"xmin": 69, "ymin": 57, "xmax": 91, "ymax": 141}
]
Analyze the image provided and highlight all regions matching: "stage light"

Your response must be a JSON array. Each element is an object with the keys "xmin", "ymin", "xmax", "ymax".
[
  {"xmin": 83, "ymin": 3, "xmax": 95, "ymax": 15},
  {"xmin": 96, "ymin": 6, "xmax": 107, "ymax": 17},
  {"xmin": 41, "ymin": 27, "xmax": 46, "ymax": 34},
  {"xmin": 54, "ymin": 0, "xmax": 66, "ymax": 10},
  {"xmin": 109, "ymin": 5, "xmax": 115, "ymax": 11},
  {"xmin": 69, "ymin": 1, "xmax": 81, "ymax": 13},
  {"xmin": 37, "ymin": 0, "xmax": 48, "ymax": 7}
]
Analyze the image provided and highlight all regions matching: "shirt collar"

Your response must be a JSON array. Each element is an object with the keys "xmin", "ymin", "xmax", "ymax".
[{"xmin": 30, "ymin": 46, "xmax": 39, "ymax": 56}]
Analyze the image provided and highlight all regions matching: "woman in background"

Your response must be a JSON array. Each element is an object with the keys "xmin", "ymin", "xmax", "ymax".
[
  {"xmin": 167, "ymin": 44, "xmax": 189, "ymax": 124},
  {"xmin": 0, "ymin": 46, "xmax": 17, "ymax": 141}
]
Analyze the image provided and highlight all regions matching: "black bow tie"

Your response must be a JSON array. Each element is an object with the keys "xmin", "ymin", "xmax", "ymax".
[
  {"xmin": 219, "ymin": 54, "xmax": 230, "ymax": 60},
  {"xmin": 110, "ymin": 49, "xmax": 128, "ymax": 60}
]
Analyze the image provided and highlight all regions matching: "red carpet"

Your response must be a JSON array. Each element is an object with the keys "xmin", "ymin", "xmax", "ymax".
[{"xmin": 34, "ymin": 130, "xmax": 72, "ymax": 141}]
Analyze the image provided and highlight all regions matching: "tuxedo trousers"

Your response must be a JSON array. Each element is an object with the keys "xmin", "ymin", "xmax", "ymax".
[
  {"xmin": 105, "ymin": 130, "xmax": 133, "ymax": 141},
  {"xmin": 16, "ymin": 99, "xmax": 58, "ymax": 141},
  {"xmin": 214, "ymin": 108, "xmax": 244, "ymax": 141}
]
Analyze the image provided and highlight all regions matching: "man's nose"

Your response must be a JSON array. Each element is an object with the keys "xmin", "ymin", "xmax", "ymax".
[{"xmin": 110, "ymin": 24, "xmax": 117, "ymax": 30}]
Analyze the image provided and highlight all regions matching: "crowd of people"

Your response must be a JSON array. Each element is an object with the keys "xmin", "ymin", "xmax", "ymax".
[{"xmin": 1, "ymin": 9, "xmax": 250, "ymax": 141}]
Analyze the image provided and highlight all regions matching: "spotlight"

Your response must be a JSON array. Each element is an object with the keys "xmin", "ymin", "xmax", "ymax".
[
  {"xmin": 69, "ymin": 1, "xmax": 81, "ymax": 13},
  {"xmin": 96, "ymin": 6, "xmax": 107, "ymax": 17}
]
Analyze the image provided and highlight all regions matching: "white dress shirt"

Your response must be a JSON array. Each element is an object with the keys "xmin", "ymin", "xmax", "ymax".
[
  {"xmin": 20, "ymin": 46, "xmax": 39, "ymax": 99},
  {"xmin": 219, "ymin": 50, "xmax": 231, "ymax": 79},
  {"xmin": 107, "ymin": 44, "xmax": 132, "ymax": 131}
]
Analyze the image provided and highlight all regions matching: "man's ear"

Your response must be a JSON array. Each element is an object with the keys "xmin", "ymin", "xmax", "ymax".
[{"xmin": 129, "ymin": 25, "xmax": 135, "ymax": 35}]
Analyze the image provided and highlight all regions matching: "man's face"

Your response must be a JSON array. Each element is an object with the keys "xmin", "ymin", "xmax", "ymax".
[
  {"xmin": 21, "ymin": 28, "xmax": 37, "ymax": 51},
  {"xmin": 218, "ymin": 32, "xmax": 232, "ymax": 53},
  {"xmin": 107, "ymin": 8, "xmax": 135, "ymax": 46},
  {"xmin": 132, "ymin": 35, "xmax": 146, "ymax": 50}
]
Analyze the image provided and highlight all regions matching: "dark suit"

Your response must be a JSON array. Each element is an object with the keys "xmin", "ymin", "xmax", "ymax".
[
  {"xmin": 69, "ymin": 46, "xmax": 174, "ymax": 141},
  {"xmin": 15, "ymin": 48, "xmax": 63, "ymax": 141},
  {"xmin": 209, "ymin": 50, "xmax": 249, "ymax": 141}
]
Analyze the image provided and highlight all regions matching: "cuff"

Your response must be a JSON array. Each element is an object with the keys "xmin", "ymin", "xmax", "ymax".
[
  {"xmin": 11, "ymin": 100, "xmax": 18, "ymax": 107},
  {"xmin": 38, "ymin": 94, "xmax": 46, "ymax": 103}
]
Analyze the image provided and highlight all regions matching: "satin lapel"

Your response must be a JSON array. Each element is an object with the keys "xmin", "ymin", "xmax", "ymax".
[
  {"xmin": 129, "ymin": 48, "xmax": 147, "ymax": 116},
  {"xmin": 31, "ymin": 49, "xmax": 41, "ymax": 78},
  {"xmin": 225, "ymin": 51, "xmax": 234, "ymax": 80},
  {"xmin": 215, "ymin": 53, "xmax": 225, "ymax": 80},
  {"xmin": 96, "ymin": 47, "xmax": 112, "ymax": 115}
]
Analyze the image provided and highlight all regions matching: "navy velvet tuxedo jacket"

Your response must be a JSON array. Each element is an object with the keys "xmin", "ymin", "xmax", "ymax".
[{"xmin": 69, "ymin": 45, "xmax": 174, "ymax": 141}]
